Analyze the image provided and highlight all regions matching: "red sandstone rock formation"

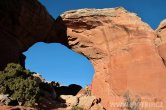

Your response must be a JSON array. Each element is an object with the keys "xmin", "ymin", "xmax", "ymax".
[
  {"xmin": 156, "ymin": 20, "xmax": 166, "ymax": 65},
  {"xmin": 61, "ymin": 8, "xmax": 166, "ymax": 110},
  {"xmin": 0, "ymin": 0, "xmax": 67, "ymax": 70},
  {"xmin": 1, "ymin": 0, "xmax": 166, "ymax": 109}
]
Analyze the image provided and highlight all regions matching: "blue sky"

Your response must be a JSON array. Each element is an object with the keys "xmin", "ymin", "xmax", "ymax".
[{"xmin": 24, "ymin": 0, "xmax": 166, "ymax": 87}]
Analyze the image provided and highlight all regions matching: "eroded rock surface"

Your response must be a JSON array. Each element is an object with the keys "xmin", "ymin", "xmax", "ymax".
[
  {"xmin": 156, "ymin": 20, "xmax": 166, "ymax": 65},
  {"xmin": 61, "ymin": 8, "xmax": 166, "ymax": 110},
  {"xmin": 0, "ymin": 0, "xmax": 67, "ymax": 70}
]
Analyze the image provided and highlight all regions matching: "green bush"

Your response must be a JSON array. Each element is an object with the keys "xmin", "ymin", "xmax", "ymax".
[
  {"xmin": 0, "ymin": 63, "xmax": 40, "ymax": 106},
  {"xmin": 71, "ymin": 106, "xmax": 84, "ymax": 110}
]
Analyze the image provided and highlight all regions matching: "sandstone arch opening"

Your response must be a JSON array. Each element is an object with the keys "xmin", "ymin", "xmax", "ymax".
[{"xmin": 24, "ymin": 42, "xmax": 95, "ymax": 87}]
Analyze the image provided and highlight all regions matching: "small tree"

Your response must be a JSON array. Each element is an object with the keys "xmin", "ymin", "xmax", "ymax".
[{"xmin": 0, "ymin": 63, "xmax": 40, "ymax": 106}]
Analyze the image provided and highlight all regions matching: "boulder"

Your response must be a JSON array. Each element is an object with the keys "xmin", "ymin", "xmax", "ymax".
[
  {"xmin": 60, "ymin": 95, "xmax": 79, "ymax": 107},
  {"xmin": 77, "ymin": 95, "xmax": 96, "ymax": 110},
  {"xmin": 0, "ymin": 94, "xmax": 11, "ymax": 105},
  {"xmin": 60, "ymin": 94, "xmax": 104, "ymax": 110}
]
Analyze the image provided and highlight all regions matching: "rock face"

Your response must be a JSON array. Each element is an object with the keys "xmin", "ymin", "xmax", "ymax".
[
  {"xmin": 156, "ymin": 20, "xmax": 166, "ymax": 65},
  {"xmin": 61, "ymin": 8, "xmax": 166, "ymax": 110},
  {"xmin": 0, "ymin": 0, "xmax": 67, "ymax": 70}
]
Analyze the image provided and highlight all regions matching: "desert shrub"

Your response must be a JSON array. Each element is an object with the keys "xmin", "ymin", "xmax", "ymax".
[
  {"xmin": 0, "ymin": 63, "xmax": 40, "ymax": 106},
  {"xmin": 122, "ymin": 92, "xmax": 141, "ymax": 110},
  {"xmin": 71, "ymin": 106, "xmax": 84, "ymax": 110}
]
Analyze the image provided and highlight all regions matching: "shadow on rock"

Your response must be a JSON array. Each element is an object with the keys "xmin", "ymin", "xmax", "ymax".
[{"xmin": 53, "ymin": 84, "xmax": 82, "ymax": 97}]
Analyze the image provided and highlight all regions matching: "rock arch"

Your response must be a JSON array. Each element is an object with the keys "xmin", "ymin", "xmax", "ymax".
[{"xmin": 1, "ymin": 1, "xmax": 166, "ymax": 110}]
